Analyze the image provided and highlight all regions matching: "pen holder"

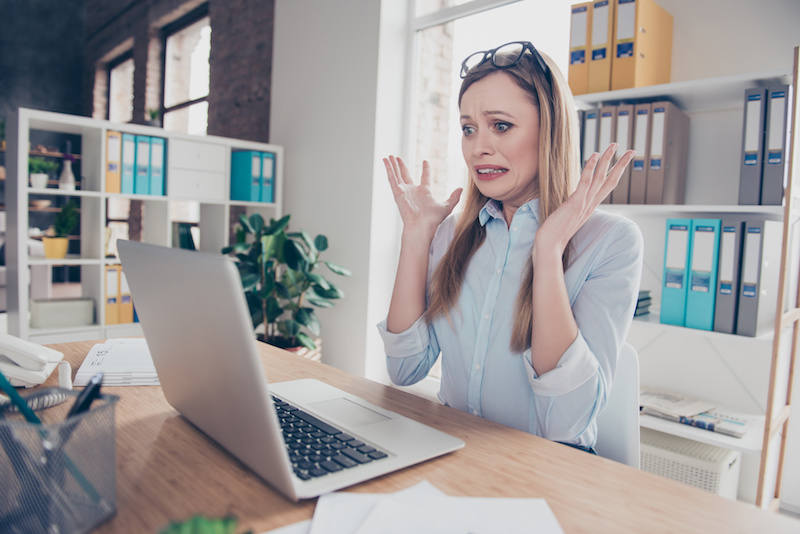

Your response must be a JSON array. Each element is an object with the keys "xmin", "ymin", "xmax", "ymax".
[{"xmin": 0, "ymin": 389, "xmax": 120, "ymax": 534}]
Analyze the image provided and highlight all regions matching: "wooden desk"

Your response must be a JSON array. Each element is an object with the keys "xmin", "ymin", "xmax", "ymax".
[{"xmin": 42, "ymin": 340, "xmax": 798, "ymax": 533}]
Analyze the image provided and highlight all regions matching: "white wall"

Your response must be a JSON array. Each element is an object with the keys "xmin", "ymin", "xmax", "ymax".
[{"xmin": 271, "ymin": 0, "xmax": 800, "ymax": 513}]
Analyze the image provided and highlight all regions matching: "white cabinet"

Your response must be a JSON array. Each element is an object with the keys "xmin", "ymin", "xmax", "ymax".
[
  {"xmin": 577, "ymin": 54, "xmax": 799, "ymax": 509},
  {"xmin": 5, "ymin": 108, "xmax": 283, "ymax": 344}
]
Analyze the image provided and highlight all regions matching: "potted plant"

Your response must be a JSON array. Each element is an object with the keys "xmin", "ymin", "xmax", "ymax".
[
  {"xmin": 29, "ymin": 157, "xmax": 59, "ymax": 189},
  {"xmin": 222, "ymin": 213, "xmax": 351, "ymax": 359},
  {"xmin": 146, "ymin": 108, "xmax": 161, "ymax": 127},
  {"xmin": 43, "ymin": 199, "xmax": 79, "ymax": 259}
]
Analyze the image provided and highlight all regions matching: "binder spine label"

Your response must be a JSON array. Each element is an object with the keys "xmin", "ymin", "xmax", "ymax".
[
  {"xmin": 571, "ymin": 50, "xmax": 586, "ymax": 65},
  {"xmin": 742, "ymin": 284, "xmax": 757, "ymax": 298},
  {"xmin": 691, "ymin": 272, "xmax": 711, "ymax": 293},
  {"xmin": 665, "ymin": 269, "xmax": 684, "ymax": 289},
  {"xmin": 720, "ymin": 283, "xmax": 732, "ymax": 295}
]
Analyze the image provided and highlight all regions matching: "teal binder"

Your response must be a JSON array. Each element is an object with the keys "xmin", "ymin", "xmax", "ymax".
[
  {"xmin": 149, "ymin": 137, "xmax": 165, "ymax": 196},
  {"xmin": 685, "ymin": 219, "xmax": 721, "ymax": 331},
  {"xmin": 121, "ymin": 133, "xmax": 136, "ymax": 195},
  {"xmin": 231, "ymin": 151, "xmax": 261, "ymax": 201},
  {"xmin": 261, "ymin": 152, "xmax": 275, "ymax": 203},
  {"xmin": 134, "ymin": 135, "xmax": 151, "ymax": 195},
  {"xmin": 660, "ymin": 218, "xmax": 692, "ymax": 326}
]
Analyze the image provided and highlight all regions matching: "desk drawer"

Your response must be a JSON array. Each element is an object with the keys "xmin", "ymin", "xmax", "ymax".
[
  {"xmin": 169, "ymin": 139, "xmax": 226, "ymax": 172},
  {"xmin": 167, "ymin": 168, "xmax": 225, "ymax": 200}
]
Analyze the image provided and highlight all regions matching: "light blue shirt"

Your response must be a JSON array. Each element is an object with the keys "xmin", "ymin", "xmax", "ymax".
[{"xmin": 377, "ymin": 198, "xmax": 643, "ymax": 448}]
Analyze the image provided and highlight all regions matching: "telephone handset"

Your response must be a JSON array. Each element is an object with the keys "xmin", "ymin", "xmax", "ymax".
[{"xmin": 0, "ymin": 332, "xmax": 66, "ymax": 388}]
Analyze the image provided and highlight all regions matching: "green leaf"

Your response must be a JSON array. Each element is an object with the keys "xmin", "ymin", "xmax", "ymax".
[
  {"xmin": 249, "ymin": 213, "xmax": 265, "ymax": 235},
  {"xmin": 295, "ymin": 307, "xmax": 320, "ymax": 336},
  {"xmin": 306, "ymin": 273, "xmax": 330, "ymax": 290},
  {"xmin": 313, "ymin": 283, "xmax": 344, "ymax": 299},
  {"xmin": 314, "ymin": 234, "xmax": 329, "ymax": 252},
  {"xmin": 275, "ymin": 281, "xmax": 291, "ymax": 299},
  {"xmin": 283, "ymin": 319, "xmax": 301, "ymax": 337},
  {"xmin": 324, "ymin": 261, "xmax": 352, "ymax": 277},
  {"xmin": 266, "ymin": 297, "xmax": 283, "ymax": 323},
  {"xmin": 289, "ymin": 230, "xmax": 315, "ymax": 252},
  {"xmin": 239, "ymin": 213, "xmax": 255, "ymax": 234},
  {"xmin": 261, "ymin": 233, "xmax": 285, "ymax": 263},
  {"xmin": 266, "ymin": 214, "xmax": 291, "ymax": 235},
  {"xmin": 283, "ymin": 239, "xmax": 308, "ymax": 272},
  {"xmin": 305, "ymin": 297, "xmax": 334, "ymax": 308},
  {"xmin": 296, "ymin": 332, "xmax": 317, "ymax": 350},
  {"xmin": 240, "ymin": 272, "xmax": 259, "ymax": 291}
]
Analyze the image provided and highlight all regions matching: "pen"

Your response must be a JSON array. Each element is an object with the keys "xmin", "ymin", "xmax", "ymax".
[{"xmin": 66, "ymin": 372, "xmax": 104, "ymax": 419}]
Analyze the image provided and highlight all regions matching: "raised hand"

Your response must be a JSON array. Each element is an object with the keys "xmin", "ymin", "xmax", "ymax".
[
  {"xmin": 535, "ymin": 144, "xmax": 635, "ymax": 257},
  {"xmin": 383, "ymin": 155, "xmax": 462, "ymax": 237}
]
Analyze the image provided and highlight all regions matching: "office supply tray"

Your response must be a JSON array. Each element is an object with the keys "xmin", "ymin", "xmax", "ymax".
[{"xmin": 0, "ymin": 389, "xmax": 119, "ymax": 533}]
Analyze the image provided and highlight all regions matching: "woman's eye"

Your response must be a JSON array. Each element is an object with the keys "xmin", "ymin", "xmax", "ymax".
[
  {"xmin": 494, "ymin": 122, "xmax": 511, "ymax": 132},
  {"xmin": 462, "ymin": 125, "xmax": 476, "ymax": 136}
]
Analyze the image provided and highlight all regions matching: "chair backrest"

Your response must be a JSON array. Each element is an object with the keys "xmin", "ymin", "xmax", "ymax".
[{"xmin": 595, "ymin": 343, "xmax": 640, "ymax": 468}]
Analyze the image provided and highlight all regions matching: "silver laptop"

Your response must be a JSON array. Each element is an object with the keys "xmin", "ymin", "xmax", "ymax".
[{"xmin": 117, "ymin": 240, "xmax": 464, "ymax": 501}]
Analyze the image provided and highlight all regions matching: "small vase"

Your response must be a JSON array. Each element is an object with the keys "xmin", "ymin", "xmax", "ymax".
[
  {"xmin": 59, "ymin": 159, "xmax": 76, "ymax": 190},
  {"xmin": 30, "ymin": 173, "xmax": 49, "ymax": 189}
]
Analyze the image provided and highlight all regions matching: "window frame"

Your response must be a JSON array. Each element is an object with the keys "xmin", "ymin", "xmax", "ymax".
[{"xmin": 106, "ymin": 50, "xmax": 134, "ymax": 123}]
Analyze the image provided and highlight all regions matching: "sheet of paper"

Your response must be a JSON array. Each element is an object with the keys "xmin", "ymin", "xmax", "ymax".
[
  {"xmin": 309, "ymin": 480, "xmax": 446, "ymax": 534},
  {"xmin": 353, "ymin": 496, "xmax": 564, "ymax": 534},
  {"xmin": 639, "ymin": 388, "xmax": 715, "ymax": 418},
  {"xmin": 74, "ymin": 338, "xmax": 159, "ymax": 386}
]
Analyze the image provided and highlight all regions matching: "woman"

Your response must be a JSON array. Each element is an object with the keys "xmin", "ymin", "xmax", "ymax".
[{"xmin": 378, "ymin": 42, "xmax": 643, "ymax": 450}]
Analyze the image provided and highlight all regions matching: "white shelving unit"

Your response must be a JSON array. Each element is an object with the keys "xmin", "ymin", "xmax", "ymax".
[
  {"xmin": 5, "ymin": 108, "xmax": 283, "ymax": 344},
  {"xmin": 579, "ymin": 54, "xmax": 799, "ymax": 510}
]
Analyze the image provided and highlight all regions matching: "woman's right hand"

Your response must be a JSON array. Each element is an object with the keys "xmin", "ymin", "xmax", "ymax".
[{"xmin": 383, "ymin": 156, "xmax": 462, "ymax": 237}]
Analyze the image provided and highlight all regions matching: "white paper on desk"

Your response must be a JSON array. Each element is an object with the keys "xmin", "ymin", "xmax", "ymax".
[
  {"xmin": 309, "ymin": 480, "xmax": 446, "ymax": 534},
  {"xmin": 74, "ymin": 338, "xmax": 159, "ymax": 386},
  {"xmin": 353, "ymin": 496, "xmax": 564, "ymax": 534}
]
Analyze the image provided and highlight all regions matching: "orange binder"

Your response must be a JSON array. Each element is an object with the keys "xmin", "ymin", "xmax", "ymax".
[
  {"xmin": 106, "ymin": 130, "xmax": 122, "ymax": 193},
  {"xmin": 568, "ymin": 2, "xmax": 593, "ymax": 96},
  {"xmin": 611, "ymin": 0, "xmax": 673, "ymax": 91},
  {"xmin": 119, "ymin": 269, "xmax": 134, "ymax": 323},
  {"xmin": 628, "ymin": 102, "xmax": 652, "ymax": 204},
  {"xmin": 588, "ymin": 0, "xmax": 615, "ymax": 93},
  {"xmin": 105, "ymin": 264, "xmax": 120, "ymax": 325}
]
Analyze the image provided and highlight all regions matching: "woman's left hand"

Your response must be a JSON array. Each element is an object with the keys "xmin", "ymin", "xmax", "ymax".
[{"xmin": 535, "ymin": 143, "xmax": 635, "ymax": 257}]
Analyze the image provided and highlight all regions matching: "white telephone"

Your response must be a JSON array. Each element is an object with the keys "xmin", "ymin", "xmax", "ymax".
[{"xmin": 0, "ymin": 332, "xmax": 68, "ymax": 388}]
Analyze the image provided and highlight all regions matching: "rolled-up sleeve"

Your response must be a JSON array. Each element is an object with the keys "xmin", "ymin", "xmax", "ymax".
[
  {"xmin": 378, "ymin": 316, "xmax": 441, "ymax": 386},
  {"xmin": 526, "ymin": 219, "xmax": 643, "ymax": 442}
]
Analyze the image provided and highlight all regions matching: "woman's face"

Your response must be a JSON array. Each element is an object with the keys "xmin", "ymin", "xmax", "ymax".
[{"xmin": 460, "ymin": 71, "xmax": 540, "ymax": 217}]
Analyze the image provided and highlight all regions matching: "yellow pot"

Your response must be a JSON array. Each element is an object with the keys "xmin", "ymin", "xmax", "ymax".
[{"xmin": 42, "ymin": 237, "xmax": 69, "ymax": 259}]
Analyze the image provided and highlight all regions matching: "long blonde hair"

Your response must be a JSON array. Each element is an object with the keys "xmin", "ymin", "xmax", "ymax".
[{"xmin": 425, "ymin": 49, "xmax": 581, "ymax": 353}]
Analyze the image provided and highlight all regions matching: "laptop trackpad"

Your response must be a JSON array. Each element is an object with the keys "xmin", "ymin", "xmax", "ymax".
[{"xmin": 309, "ymin": 397, "xmax": 390, "ymax": 427}]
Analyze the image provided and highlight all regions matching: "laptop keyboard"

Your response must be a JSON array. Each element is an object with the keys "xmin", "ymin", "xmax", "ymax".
[{"xmin": 272, "ymin": 396, "xmax": 389, "ymax": 480}]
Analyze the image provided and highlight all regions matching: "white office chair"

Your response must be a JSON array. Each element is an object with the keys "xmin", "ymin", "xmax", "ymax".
[{"xmin": 595, "ymin": 343, "xmax": 640, "ymax": 468}]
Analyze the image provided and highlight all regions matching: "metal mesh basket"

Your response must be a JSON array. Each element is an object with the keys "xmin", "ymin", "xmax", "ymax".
[{"xmin": 0, "ymin": 389, "xmax": 119, "ymax": 533}]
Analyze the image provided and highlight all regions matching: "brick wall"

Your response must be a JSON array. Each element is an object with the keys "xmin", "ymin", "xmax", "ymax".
[{"xmin": 84, "ymin": 0, "xmax": 274, "ymax": 143}]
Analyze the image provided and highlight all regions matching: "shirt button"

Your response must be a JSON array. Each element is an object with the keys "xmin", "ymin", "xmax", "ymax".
[
  {"xmin": 484, "ymin": 314, "xmax": 489, "ymax": 320},
  {"xmin": 475, "ymin": 363, "xmax": 481, "ymax": 371},
  {"xmin": 472, "ymin": 410, "xmax": 479, "ymax": 416},
  {"xmin": 496, "ymin": 267, "xmax": 501, "ymax": 274},
  {"xmin": 512, "ymin": 225, "xmax": 518, "ymax": 232}
]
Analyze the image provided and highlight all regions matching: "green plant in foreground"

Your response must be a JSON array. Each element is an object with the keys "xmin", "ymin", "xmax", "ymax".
[
  {"xmin": 222, "ymin": 213, "xmax": 351, "ymax": 351},
  {"xmin": 159, "ymin": 514, "xmax": 250, "ymax": 534}
]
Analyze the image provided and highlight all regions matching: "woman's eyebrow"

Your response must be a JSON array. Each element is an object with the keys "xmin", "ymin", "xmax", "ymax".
[{"xmin": 460, "ymin": 110, "xmax": 515, "ymax": 121}]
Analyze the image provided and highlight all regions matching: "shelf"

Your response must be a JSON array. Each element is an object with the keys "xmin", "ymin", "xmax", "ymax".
[
  {"xmin": 576, "ymin": 69, "xmax": 791, "ymax": 112},
  {"xmin": 632, "ymin": 311, "xmax": 775, "ymax": 343},
  {"xmin": 27, "ymin": 256, "xmax": 102, "ymax": 266},
  {"xmin": 601, "ymin": 204, "xmax": 785, "ymax": 218},
  {"xmin": 640, "ymin": 413, "xmax": 765, "ymax": 456}
]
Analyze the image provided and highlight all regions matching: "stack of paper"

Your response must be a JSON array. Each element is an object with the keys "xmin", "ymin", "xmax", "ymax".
[
  {"xmin": 640, "ymin": 388, "xmax": 753, "ymax": 438},
  {"xmin": 262, "ymin": 481, "xmax": 564, "ymax": 534},
  {"xmin": 74, "ymin": 338, "xmax": 159, "ymax": 386}
]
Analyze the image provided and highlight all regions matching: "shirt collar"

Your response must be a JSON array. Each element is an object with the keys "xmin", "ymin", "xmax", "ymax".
[{"xmin": 478, "ymin": 198, "xmax": 540, "ymax": 226}]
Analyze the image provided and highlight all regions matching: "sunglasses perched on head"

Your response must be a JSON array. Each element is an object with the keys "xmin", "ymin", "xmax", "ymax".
[{"xmin": 460, "ymin": 41, "xmax": 552, "ymax": 85}]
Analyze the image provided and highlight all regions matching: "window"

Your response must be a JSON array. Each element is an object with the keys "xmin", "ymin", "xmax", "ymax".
[
  {"xmin": 162, "ymin": 9, "xmax": 211, "ymax": 135},
  {"xmin": 108, "ymin": 53, "xmax": 134, "ymax": 123},
  {"xmin": 409, "ymin": 0, "xmax": 574, "ymax": 201}
]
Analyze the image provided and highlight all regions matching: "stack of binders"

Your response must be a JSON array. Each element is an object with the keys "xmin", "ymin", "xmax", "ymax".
[
  {"xmin": 109, "ymin": 131, "xmax": 167, "ymax": 196},
  {"xmin": 738, "ymin": 85, "xmax": 793, "ymax": 206},
  {"xmin": 230, "ymin": 150, "xmax": 276, "ymax": 203},
  {"xmin": 660, "ymin": 218, "xmax": 795, "ymax": 336},
  {"xmin": 568, "ymin": 0, "xmax": 673, "ymax": 95},
  {"xmin": 635, "ymin": 290, "xmax": 651, "ymax": 317},
  {"xmin": 580, "ymin": 100, "xmax": 689, "ymax": 205}
]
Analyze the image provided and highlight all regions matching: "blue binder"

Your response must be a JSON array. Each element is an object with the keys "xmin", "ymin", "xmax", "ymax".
[
  {"xmin": 685, "ymin": 219, "xmax": 721, "ymax": 331},
  {"xmin": 261, "ymin": 152, "xmax": 275, "ymax": 203},
  {"xmin": 121, "ymin": 133, "xmax": 136, "ymax": 195},
  {"xmin": 149, "ymin": 137, "xmax": 165, "ymax": 196},
  {"xmin": 134, "ymin": 135, "xmax": 151, "ymax": 195},
  {"xmin": 231, "ymin": 151, "xmax": 261, "ymax": 201},
  {"xmin": 660, "ymin": 219, "xmax": 693, "ymax": 326}
]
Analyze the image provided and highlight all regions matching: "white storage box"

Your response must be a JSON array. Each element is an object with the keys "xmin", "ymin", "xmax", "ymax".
[
  {"xmin": 640, "ymin": 428, "xmax": 741, "ymax": 500},
  {"xmin": 30, "ymin": 298, "xmax": 95, "ymax": 328}
]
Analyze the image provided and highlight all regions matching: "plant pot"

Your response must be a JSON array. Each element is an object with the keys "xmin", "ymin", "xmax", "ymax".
[
  {"xmin": 30, "ymin": 173, "xmax": 48, "ymax": 189},
  {"xmin": 42, "ymin": 236, "xmax": 69, "ymax": 259},
  {"xmin": 260, "ymin": 336, "xmax": 322, "ymax": 361}
]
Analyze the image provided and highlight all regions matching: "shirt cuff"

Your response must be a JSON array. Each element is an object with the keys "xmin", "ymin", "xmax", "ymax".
[
  {"xmin": 377, "ymin": 315, "xmax": 430, "ymax": 357},
  {"xmin": 524, "ymin": 331, "xmax": 599, "ymax": 397}
]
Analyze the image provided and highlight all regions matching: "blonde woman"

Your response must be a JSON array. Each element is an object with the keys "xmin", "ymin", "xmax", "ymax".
[{"xmin": 379, "ymin": 42, "xmax": 643, "ymax": 452}]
